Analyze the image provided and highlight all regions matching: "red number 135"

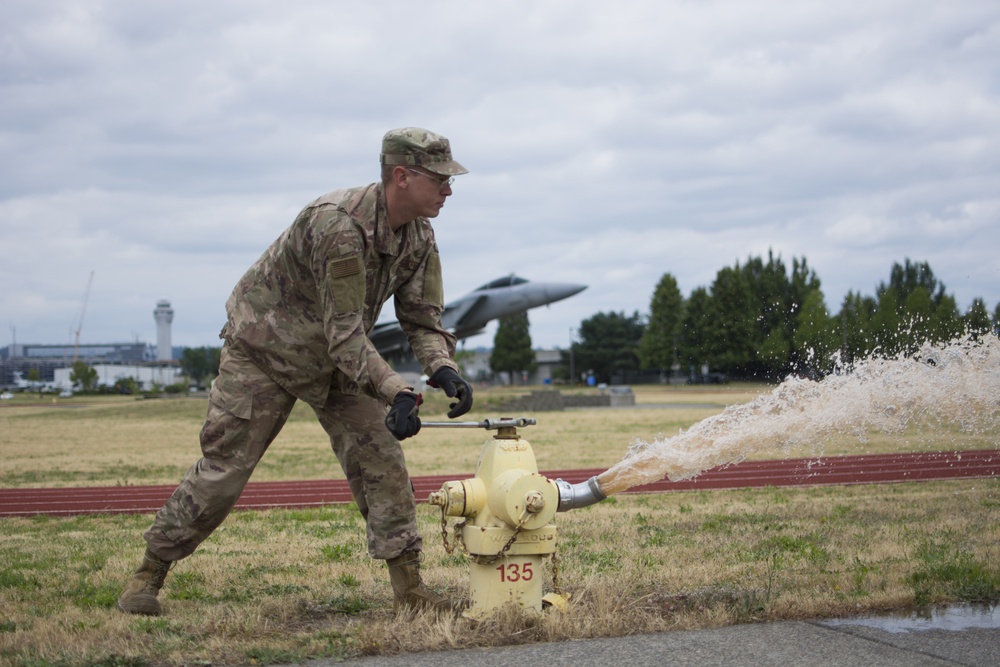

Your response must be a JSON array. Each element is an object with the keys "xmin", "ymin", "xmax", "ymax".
[{"xmin": 496, "ymin": 562, "xmax": 534, "ymax": 582}]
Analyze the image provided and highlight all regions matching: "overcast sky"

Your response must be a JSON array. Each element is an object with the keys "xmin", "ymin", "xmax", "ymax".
[{"xmin": 3, "ymin": 1, "xmax": 999, "ymax": 353}]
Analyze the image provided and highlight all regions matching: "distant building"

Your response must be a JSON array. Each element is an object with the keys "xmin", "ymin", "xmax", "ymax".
[
  {"xmin": 1, "ymin": 299, "xmax": 183, "ymax": 389},
  {"xmin": 0, "ymin": 342, "xmax": 157, "ymax": 388},
  {"xmin": 7, "ymin": 342, "xmax": 150, "ymax": 362},
  {"xmin": 53, "ymin": 363, "xmax": 183, "ymax": 392},
  {"xmin": 416, "ymin": 348, "xmax": 566, "ymax": 387},
  {"xmin": 153, "ymin": 300, "xmax": 174, "ymax": 361}
]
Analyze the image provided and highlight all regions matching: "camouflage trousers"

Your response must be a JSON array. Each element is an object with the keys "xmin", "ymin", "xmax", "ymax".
[{"xmin": 144, "ymin": 342, "xmax": 421, "ymax": 562}]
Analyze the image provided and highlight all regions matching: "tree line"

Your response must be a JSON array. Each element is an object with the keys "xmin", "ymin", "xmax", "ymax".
[
  {"xmin": 63, "ymin": 256, "xmax": 999, "ymax": 391},
  {"xmin": 561, "ymin": 255, "xmax": 999, "ymax": 384}
]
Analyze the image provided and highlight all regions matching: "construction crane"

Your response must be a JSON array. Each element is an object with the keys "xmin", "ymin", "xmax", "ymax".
[{"xmin": 71, "ymin": 271, "xmax": 95, "ymax": 363}]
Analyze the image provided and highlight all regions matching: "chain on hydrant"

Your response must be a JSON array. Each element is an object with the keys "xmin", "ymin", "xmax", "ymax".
[{"xmin": 424, "ymin": 417, "xmax": 606, "ymax": 619}]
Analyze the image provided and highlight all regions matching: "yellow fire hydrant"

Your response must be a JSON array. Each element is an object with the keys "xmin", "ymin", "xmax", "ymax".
[{"xmin": 425, "ymin": 417, "xmax": 606, "ymax": 619}]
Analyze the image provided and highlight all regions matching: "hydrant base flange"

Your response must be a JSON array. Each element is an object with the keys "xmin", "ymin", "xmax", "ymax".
[
  {"xmin": 461, "ymin": 525, "xmax": 558, "ymax": 556},
  {"xmin": 467, "ymin": 554, "xmax": 545, "ymax": 619}
]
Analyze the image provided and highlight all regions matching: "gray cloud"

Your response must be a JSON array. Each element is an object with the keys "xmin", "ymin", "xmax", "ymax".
[{"xmin": 2, "ymin": 0, "xmax": 998, "ymax": 351}]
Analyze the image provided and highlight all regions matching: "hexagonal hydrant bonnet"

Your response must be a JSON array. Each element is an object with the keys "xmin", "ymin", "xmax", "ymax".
[{"xmin": 425, "ymin": 418, "xmax": 606, "ymax": 619}]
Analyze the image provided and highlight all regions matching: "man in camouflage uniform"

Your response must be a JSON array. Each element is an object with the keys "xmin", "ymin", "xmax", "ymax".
[{"xmin": 117, "ymin": 128, "xmax": 474, "ymax": 617}]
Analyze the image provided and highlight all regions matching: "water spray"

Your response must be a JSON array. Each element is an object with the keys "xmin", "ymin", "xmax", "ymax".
[
  {"xmin": 596, "ymin": 335, "xmax": 1000, "ymax": 495},
  {"xmin": 424, "ymin": 417, "xmax": 606, "ymax": 619},
  {"xmin": 422, "ymin": 336, "xmax": 1000, "ymax": 618}
]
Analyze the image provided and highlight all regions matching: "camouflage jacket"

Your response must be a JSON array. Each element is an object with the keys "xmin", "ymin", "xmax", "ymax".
[{"xmin": 223, "ymin": 183, "xmax": 458, "ymax": 408}]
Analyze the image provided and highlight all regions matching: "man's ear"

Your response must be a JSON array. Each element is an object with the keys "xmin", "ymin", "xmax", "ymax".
[{"xmin": 392, "ymin": 165, "xmax": 410, "ymax": 188}]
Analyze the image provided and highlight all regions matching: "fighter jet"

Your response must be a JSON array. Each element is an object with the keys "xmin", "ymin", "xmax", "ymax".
[
  {"xmin": 371, "ymin": 274, "xmax": 587, "ymax": 360},
  {"xmin": 11, "ymin": 371, "xmax": 56, "ymax": 393}
]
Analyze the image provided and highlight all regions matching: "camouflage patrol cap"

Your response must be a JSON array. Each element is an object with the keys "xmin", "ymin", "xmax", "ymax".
[{"xmin": 380, "ymin": 127, "xmax": 468, "ymax": 176}]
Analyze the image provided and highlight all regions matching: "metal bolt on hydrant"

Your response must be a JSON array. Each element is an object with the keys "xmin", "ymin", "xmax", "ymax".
[{"xmin": 424, "ymin": 417, "xmax": 606, "ymax": 619}]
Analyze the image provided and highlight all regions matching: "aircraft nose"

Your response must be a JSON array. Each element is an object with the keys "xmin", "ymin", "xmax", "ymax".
[{"xmin": 546, "ymin": 282, "xmax": 588, "ymax": 302}]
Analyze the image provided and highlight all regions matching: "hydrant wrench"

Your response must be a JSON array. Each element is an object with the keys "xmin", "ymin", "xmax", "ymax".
[{"xmin": 419, "ymin": 417, "xmax": 536, "ymax": 430}]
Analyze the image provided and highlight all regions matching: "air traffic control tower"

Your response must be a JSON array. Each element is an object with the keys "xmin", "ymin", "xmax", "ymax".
[{"xmin": 153, "ymin": 300, "xmax": 174, "ymax": 361}]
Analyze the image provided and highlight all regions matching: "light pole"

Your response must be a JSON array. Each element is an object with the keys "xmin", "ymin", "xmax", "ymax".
[{"xmin": 568, "ymin": 327, "xmax": 575, "ymax": 385}]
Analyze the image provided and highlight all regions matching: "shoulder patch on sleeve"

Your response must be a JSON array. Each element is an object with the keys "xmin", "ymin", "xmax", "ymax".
[
  {"xmin": 423, "ymin": 252, "xmax": 444, "ymax": 305},
  {"xmin": 327, "ymin": 254, "xmax": 364, "ymax": 313},
  {"xmin": 330, "ymin": 255, "xmax": 361, "ymax": 279}
]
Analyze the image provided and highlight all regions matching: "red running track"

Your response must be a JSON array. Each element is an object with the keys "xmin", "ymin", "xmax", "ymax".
[{"xmin": 1, "ymin": 449, "xmax": 997, "ymax": 518}]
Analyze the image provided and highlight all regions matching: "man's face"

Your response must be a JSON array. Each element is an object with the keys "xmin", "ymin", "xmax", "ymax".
[{"xmin": 404, "ymin": 167, "xmax": 454, "ymax": 218}]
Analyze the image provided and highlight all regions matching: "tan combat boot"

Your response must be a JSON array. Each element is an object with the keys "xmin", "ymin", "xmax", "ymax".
[
  {"xmin": 117, "ymin": 548, "xmax": 172, "ymax": 616},
  {"xmin": 386, "ymin": 551, "xmax": 452, "ymax": 614}
]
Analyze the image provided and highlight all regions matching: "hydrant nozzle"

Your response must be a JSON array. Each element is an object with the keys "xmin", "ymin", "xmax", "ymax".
[{"xmin": 555, "ymin": 476, "xmax": 607, "ymax": 512}]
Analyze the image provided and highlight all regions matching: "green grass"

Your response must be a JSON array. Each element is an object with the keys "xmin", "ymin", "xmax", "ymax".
[
  {"xmin": 1, "ymin": 385, "xmax": 998, "ymax": 666},
  {"xmin": 908, "ymin": 540, "xmax": 1000, "ymax": 604},
  {"xmin": 0, "ymin": 481, "xmax": 998, "ymax": 665}
]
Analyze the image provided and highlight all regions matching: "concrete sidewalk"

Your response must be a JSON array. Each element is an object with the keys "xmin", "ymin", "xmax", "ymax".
[{"xmin": 287, "ymin": 618, "xmax": 999, "ymax": 667}]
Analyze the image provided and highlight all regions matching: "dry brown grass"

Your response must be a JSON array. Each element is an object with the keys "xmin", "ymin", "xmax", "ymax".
[
  {"xmin": 0, "ymin": 387, "xmax": 736, "ymax": 487},
  {"xmin": 1, "ymin": 384, "xmax": 998, "ymax": 666},
  {"xmin": 2, "ymin": 479, "xmax": 998, "ymax": 666},
  {"xmin": 2, "ymin": 383, "xmax": 991, "ymax": 488}
]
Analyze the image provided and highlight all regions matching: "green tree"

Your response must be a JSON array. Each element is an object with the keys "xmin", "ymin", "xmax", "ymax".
[
  {"xmin": 453, "ymin": 348, "xmax": 475, "ymax": 377},
  {"xmin": 881, "ymin": 259, "xmax": 947, "ymax": 309},
  {"xmin": 574, "ymin": 311, "xmax": 644, "ymax": 383},
  {"xmin": 741, "ymin": 253, "xmax": 792, "ymax": 376},
  {"xmin": 490, "ymin": 312, "xmax": 534, "ymax": 382},
  {"xmin": 26, "ymin": 368, "xmax": 43, "ymax": 397},
  {"xmin": 837, "ymin": 291, "xmax": 877, "ymax": 363},
  {"xmin": 707, "ymin": 265, "xmax": 755, "ymax": 376},
  {"xmin": 180, "ymin": 346, "xmax": 222, "ymax": 388},
  {"xmin": 963, "ymin": 298, "xmax": 992, "ymax": 339},
  {"xmin": 929, "ymin": 293, "xmax": 962, "ymax": 343},
  {"xmin": 638, "ymin": 273, "xmax": 683, "ymax": 373},
  {"xmin": 739, "ymin": 252, "xmax": 825, "ymax": 378},
  {"xmin": 902, "ymin": 286, "xmax": 935, "ymax": 353},
  {"xmin": 871, "ymin": 288, "xmax": 903, "ymax": 355},
  {"xmin": 677, "ymin": 287, "xmax": 713, "ymax": 375},
  {"xmin": 69, "ymin": 361, "xmax": 98, "ymax": 392},
  {"xmin": 993, "ymin": 302, "xmax": 1000, "ymax": 336},
  {"xmin": 113, "ymin": 376, "xmax": 139, "ymax": 395},
  {"xmin": 872, "ymin": 260, "xmax": 961, "ymax": 354},
  {"xmin": 793, "ymin": 289, "xmax": 838, "ymax": 374},
  {"xmin": 787, "ymin": 257, "xmax": 825, "ymax": 365}
]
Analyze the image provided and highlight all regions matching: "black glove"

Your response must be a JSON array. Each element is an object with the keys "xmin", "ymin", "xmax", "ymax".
[
  {"xmin": 385, "ymin": 391, "xmax": 422, "ymax": 440},
  {"xmin": 428, "ymin": 367, "xmax": 473, "ymax": 418}
]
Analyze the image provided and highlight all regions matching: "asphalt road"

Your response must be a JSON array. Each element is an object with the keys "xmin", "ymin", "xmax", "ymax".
[{"xmin": 288, "ymin": 615, "xmax": 1000, "ymax": 667}]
